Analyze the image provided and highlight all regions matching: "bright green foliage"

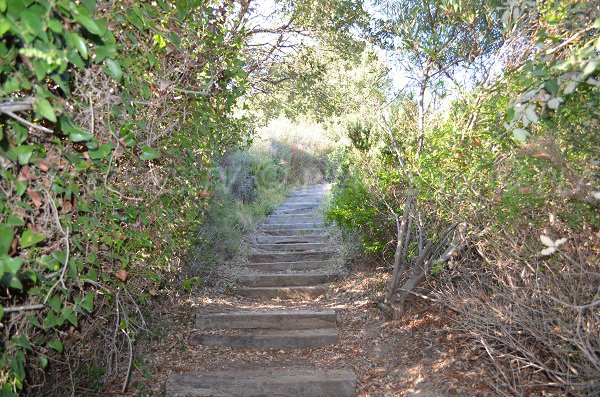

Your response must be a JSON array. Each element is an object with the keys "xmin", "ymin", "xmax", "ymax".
[{"xmin": 0, "ymin": 0, "xmax": 249, "ymax": 393}]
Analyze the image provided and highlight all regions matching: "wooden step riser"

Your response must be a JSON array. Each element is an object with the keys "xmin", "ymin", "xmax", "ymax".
[
  {"xmin": 236, "ymin": 286, "xmax": 327, "ymax": 300},
  {"xmin": 249, "ymin": 251, "xmax": 334, "ymax": 263},
  {"xmin": 196, "ymin": 310, "xmax": 337, "ymax": 330},
  {"xmin": 275, "ymin": 201, "xmax": 323, "ymax": 207},
  {"xmin": 250, "ymin": 243, "xmax": 328, "ymax": 252},
  {"xmin": 262, "ymin": 228, "xmax": 325, "ymax": 236},
  {"xmin": 238, "ymin": 273, "xmax": 339, "ymax": 288},
  {"xmin": 264, "ymin": 216, "xmax": 324, "ymax": 225},
  {"xmin": 262, "ymin": 223, "xmax": 324, "ymax": 231},
  {"xmin": 244, "ymin": 261, "xmax": 332, "ymax": 272},
  {"xmin": 167, "ymin": 370, "xmax": 357, "ymax": 397},
  {"xmin": 255, "ymin": 235, "xmax": 328, "ymax": 244},
  {"xmin": 190, "ymin": 330, "xmax": 338, "ymax": 349},
  {"xmin": 270, "ymin": 207, "xmax": 323, "ymax": 215}
]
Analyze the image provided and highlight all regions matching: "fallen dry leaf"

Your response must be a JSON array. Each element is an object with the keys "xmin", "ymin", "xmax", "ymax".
[
  {"xmin": 27, "ymin": 188, "xmax": 43, "ymax": 208},
  {"xmin": 115, "ymin": 269, "xmax": 128, "ymax": 282},
  {"xmin": 38, "ymin": 160, "xmax": 50, "ymax": 172}
]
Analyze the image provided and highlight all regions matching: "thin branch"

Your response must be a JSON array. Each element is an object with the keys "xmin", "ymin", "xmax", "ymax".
[
  {"xmin": 3, "ymin": 304, "xmax": 45, "ymax": 313},
  {"xmin": 1, "ymin": 110, "xmax": 53, "ymax": 133},
  {"xmin": 121, "ymin": 329, "xmax": 133, "ymax": 393}
]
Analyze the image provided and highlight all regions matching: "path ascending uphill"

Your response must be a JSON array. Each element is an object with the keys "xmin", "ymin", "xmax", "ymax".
[{"xmin": 167, "ymin": 184, "xmax": 357, "ymax": 396}]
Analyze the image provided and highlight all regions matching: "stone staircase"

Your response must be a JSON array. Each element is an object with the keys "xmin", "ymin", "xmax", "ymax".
[{"xmin": 167, "ymin": 184, "xmax": 357, "ymax": 396}]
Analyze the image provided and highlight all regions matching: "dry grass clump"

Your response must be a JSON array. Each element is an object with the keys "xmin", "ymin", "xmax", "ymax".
[{"xmin": 432, "ymin": 220, "xmax": 600, "ymax": 396}]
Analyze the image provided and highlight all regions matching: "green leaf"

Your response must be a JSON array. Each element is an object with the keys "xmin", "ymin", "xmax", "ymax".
[
  {"xmin": 505, "ymin": 108, "xmax": 516, "ymax": 123},
  {"xmin": 513, "ymin": 128, "xmax": 530, "ymax": 142},
  {"xmin": 43, "ymin": 311, "xmax": 64, "ymax": 328},
  {"xmin": 62, "ymin": 307, "xmax": 78, "ymax": 326},
  {"xmin": 21, "ymin": 10, "xmax": 43, "ymax": 36},
  {"xmin": 74, "ymin": 14, "xmax": 102, "ymax": 36},
  {"xmin": 105, "ymin": 58, "xmax": 123, "ymax": 81},
  {"xmin": 88, "ymin": 143, "xmax": 114, "ymax": 160},
  {"xmin": 20, "ymin": 229, "xmax": 45, "ymax": 248},
  {"xmin": 39, "ymin": 355, "xmax": 48, "ymax": 369},
  {"xmin": 0, "ymin": 306, "xmax": 3, "ymax": 321},
  {"xmin": 48, "ymin": 19, "xmax": 62, "ymax": 33},
  {"xmin": 48, "ymin": 338, "xmax": 63, "ymax": 353},
  {"xmin": 80, "ymin": 292, "xmax": 94, "ymax": 313},
  {"xmin": 61, "ymin": 117, "xmax": 92, "ymax": 142},
  {"xmin": 69, "ymin": 129, "xmax": 93, "ymax": 142},
  {"xmin": 49, "ymin": 295, "xmax": 61, "ymax": 312},
  {"xmin": 81, "ymin": 0, "xmax": 97, "ymax": 13},
  {"xmin": 67, "ymin": 32, "xmax": 88, "ymax": 60},
  {"xmin": 0, "ymin": 256, "xmax": 24, "ymax": 278},
  {"xmin": 12, "ymin": 335, "xmax": 33, "ymax": 351},
  {"xmin": 0, "ymin": 16, "xmax": 10, "ymax": 36},
  {"xmin": 15, "ymin": 180, "xmax": 27, "ymax": 196},
  {"xmin": 27, "ymin": 315, "xmax": 42, "ymax": 328},
  {"xmin": 9, "ymin": 276, "xmax": 23, "ymax": 290},
  {"xmin": 13, "ymin": 145, "xmax": 34, "ymax": 165},
  {"xmin": 139, "ymin": 145, "xmax": 160, "ymax": 161},
  {"xmin": 34, "ymin": 96, "xmax": 57, "ymax": 122},
  {"xmin": 544, "ymin": 79, "xmax": 559, "ymax": 96},
  {"xmin": 0, "ymin": 225, "xmax": 14, "ymax": 255},
  {"xmin": 6, "ymin": 215, "xmax": 25, "ymax": 227}
]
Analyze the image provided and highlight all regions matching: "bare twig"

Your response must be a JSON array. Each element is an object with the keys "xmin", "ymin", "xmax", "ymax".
[
  {"xmin": 121, "ymin": 329, "xmax": 133, "ymax": 394},
  {"xmin": 3, "ymin": 304, "xmax": 45, "ymax": 313},
  {"xmin": 1, "ymin": 110, "xmax": 54, "ymax": 133}
]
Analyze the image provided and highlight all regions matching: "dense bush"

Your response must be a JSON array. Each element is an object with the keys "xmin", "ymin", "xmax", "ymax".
[
  {"xmin": 325, "ymin": 1, "xmax": 599, "ymax": 394},
  {"xmin": 0, "ymin": 0, "xmax": 249, "ymax": 394}
]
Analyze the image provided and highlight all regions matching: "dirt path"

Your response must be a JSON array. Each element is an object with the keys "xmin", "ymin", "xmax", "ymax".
[{"xmin": 127, "ymin": 186, "xmax": 494, "ymax": 396}]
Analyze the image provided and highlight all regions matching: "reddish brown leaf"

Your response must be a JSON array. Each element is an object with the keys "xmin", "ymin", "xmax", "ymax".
[
  {"xmin": 18, "ymin": 166, "xmax": 36, "ymax": 181},
  {"xmin": 115, "ymin": 269, "xmax": 128, "ymax": 282},
  {"xmin": 9, "ymin": 237, "xmax": 19, "ymax": 256},
  {"xmin": 519, "ymin": 187, "xmax": 533, "ymax": 194},
  {"xmin": 113, "ymin": 145, "xmax": 125, "ymax": 158},
  {"xmin": 61, "ymin": 200, "xmax": 73, "ymax": 214},
  {"xmin": 27, "ymin": 188, "xmax": 43, "ymax": 208},
  {"xmin": 38, "ymin": 160, "xmax": 50, "ymax": 172}
]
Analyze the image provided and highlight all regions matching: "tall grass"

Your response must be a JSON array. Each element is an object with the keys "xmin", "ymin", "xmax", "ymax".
[{"xmin": 188, "ymin": 116, "xmax": 338, "ymax": 276}]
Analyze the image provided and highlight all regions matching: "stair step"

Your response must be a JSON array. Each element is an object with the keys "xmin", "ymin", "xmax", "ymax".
[
  {"xmin": 251, "ymin": 242, "xmax": 327, "ymax": 252},
  {"xmin": 196, "ymin": 309, "xmax": 337, "ymax": 330},
  {"xmin": 276, "ymin": 200, "xmax": 323, "ymax": 206},
  {"xmin": 271, "ymin": 208, "xmax": 320, "ymax": 215},
  {"xmin": 249, "ymin": 251, "xmax": 334, "ymax": 263},
  {"xmin": 238, "ymin": 273, "xmax": 339, "ymax": 287},
  {"xmin": 190, "ymin": 329, "xmax": 338, "ymax": 349},
  {"xmin": 167, "ymin": 369, "xmax": 356, "ymax": 397},
  {"xmin": 237, "ymin": 286, "xmax": 327, "ymax": 299},
  {"xmin": 244, "ymin": 260, "xmax": 333, "ymax": 272},
  {"xmin": 262, "ymin": 222, "xmax": 324, "ymax": 230},
  {"xmin": 264, "ymin": 215, "xmax": 324, "ymax": 224},
  {"xmin": 263, "ymin": 228, "xmax": 325, "ymax": 236},
  {"xmin": 255, "ymin": 235, "xmax": 327, "ymax": 244}
]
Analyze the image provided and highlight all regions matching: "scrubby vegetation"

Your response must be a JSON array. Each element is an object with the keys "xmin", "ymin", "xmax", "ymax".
[
  {"xmin": 323, "ymin": 2, "xmax": 600, "ymax": 395},
  {"xmin": 1, "ymin": 0, "xmax": 598, "ymax": 395}
]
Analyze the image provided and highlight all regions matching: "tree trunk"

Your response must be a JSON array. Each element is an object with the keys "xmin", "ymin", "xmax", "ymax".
[
  {"xmin": 416, "ymin": 75, "xmax": 429, "ymax": 156},
  {"xmin": 385, "ymin": 191, "xmax": 414, "ymax": 303}
]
